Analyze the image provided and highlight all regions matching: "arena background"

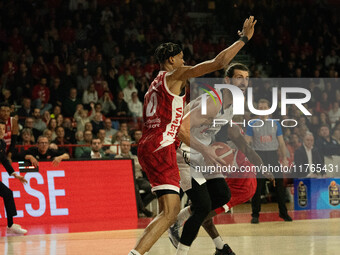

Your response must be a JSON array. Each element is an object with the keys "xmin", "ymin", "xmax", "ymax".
[{"xmin": 0, "ymin": 0, "xmax": 339, "ymax": 254}]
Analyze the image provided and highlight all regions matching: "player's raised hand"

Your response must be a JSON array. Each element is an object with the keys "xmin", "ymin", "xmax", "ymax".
[{"xmin": 238, "ymin": 16, "xmax": 257, "ymax": 40}]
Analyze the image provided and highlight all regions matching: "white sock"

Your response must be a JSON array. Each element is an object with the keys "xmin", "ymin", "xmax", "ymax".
[
  {"xmin": 213, "ymin": 236, "xmax": 225, "ymax": 249},
  {"xmin": 176, "ymin": 243, "xmax": 190, "ymax": 255},
  {"xmin": 128, "ymin": 249, "xmax": 141, "ymax": 255},
  {"xmin": 223, "ymin": 204, "xmax": 230, "ymax": 213},
  {"xmin": 177, "ymin": 206, "xmax": 191, "ymax": 226}
]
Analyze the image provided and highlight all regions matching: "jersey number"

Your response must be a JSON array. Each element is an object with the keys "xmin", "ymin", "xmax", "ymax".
[{"xmin": 146, "ymin": 92, "xmax": 158, "ymax": 117}]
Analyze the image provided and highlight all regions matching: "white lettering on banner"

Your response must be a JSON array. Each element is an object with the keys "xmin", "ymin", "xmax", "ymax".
[
  {"xmin": 0, "ymin": 170, "xmax": 68, "ymax": 218},
  {"xmin": 1, "ymin": 172, "xmax": 23, "ymax": 218},
  {"xmin": 47, "ymin": 171, "xmax": 69, "ymax": 216},
  {"xmin": 24, "ymin": 173, "xmax": 46, "ymax": 217}
]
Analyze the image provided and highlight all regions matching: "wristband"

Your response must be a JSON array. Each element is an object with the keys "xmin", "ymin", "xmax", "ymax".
[{"xmin": 239, "ymin": 36, "xmax": 249, "ymax": 44}]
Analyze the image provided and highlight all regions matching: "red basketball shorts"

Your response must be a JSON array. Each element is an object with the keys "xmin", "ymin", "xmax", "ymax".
[
  {"xmin": 214, "ymin": 150, "xmax": 257, "ymax": 214},
  {"xmin": 138, "ymin": 143, "xmax": 180, "ymax": 193}
]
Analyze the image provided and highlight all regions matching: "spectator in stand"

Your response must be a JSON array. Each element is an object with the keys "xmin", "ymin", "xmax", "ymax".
[
  {"xmin": 74, "ymin": 104, "xmax": 95, "ymax": 132},
  {"xmin": 294, "ymin": 132, "xmax": 324, "ymax": 178},
  {"xmin": 308, "ymin": 115, "xmax": 320, "ymax": 137},
  {"xmin": 24, "ymin": 136, "xmax": 70, "ymax": 167},
  {"xmin": 14, "ymin": 63, "xmax": 33, "ymax": 101},
  {"xmin": 31, "ymin": 56, "xmax": 49, "ymax": 81},
  {"xmin": 118, "ymin": 69, "xmax": 135, "ymax": 90},
  {"xmin": 47, "ymin": 118, "xmax": 58, "ymax": 141},
  {"xmin": 51, "ymin": 105, "xmax": 62, "ymax": 119},
  {"xmin": 123, "ymin": 80, "xmax": 138, "ymax": 105},
  {"xmin": 320, "ymin": 112, "xmax": 331, "ymax": 127},
  {"xmin": 84, "ymin": 122, "xmax": 94, "ymax": 134},
  {"xmin": 56, "ymin": 114, "xmax": 64, "ymax": 128},
  {"xmin": 53, "ymin": 126, "xmax": 71, "ymax": 146},
  {"xmin": 315, "ymin": 124, "xmax": 340, "ymax": 159},
  {"xmin": 316, "ymin": 92, "xmax": 332, "ymax": 113},
  {"xmin": 82, "ymin": 83, "xmax": 98, "ymax": 106},
  {"xmin": 107, "ymin": 67, "xmax": 120, "ymax": 96},
  {"xmin": 128, "ymin": 92, "xmax": 143, "ymax": 119},
  {"xmin": 325, "ymin": 49, "xmax": 340, "ymax": 68},
  {"xmin": 32, "ymin": 76, "xmax": 52, "ymax": 114},
  {"xmin": 32, "ymin": 108, "xmax": 47, "ymax": 132},
  {"xmin": 43, "ymin": 129, "xmax": 53, "ymax": 144},
  {"xmin": 48, "ymin": 55, "xmax": 64, "ymax": 79},
  {"xmin": 81, "ymin": 138, "xmax": 106, "ymax": 159},
  {"xmin": 103, "ymin": 118, "xmax": 117, "ymax": 142},
  {"xmin": 93, "ymin": 66, "xmax": 105, "ymax": 98},
  {"xmin": 92, "ymin": 53, "xmax": 107, "ymax": 76},
  {"xmin": 49, "ymin": 77, "xmax": 64, "ymax": 107},
  {"xmin": 110, "ymin": 131, "xmax": 124, "ymax": 155},
  {"xmin": 75, "ymin": 130, "xmax": 93, "ymax": 159},
  {"xmin": 59, "ymin": 19, "xmax": 75, "ymax": 46},
  {"xmin": 136, "ymin": 76, "xmax": 149, "ymax": 103},
  {"xmin": 13, "ymin": 128, "xmax": 35, "ymax": 161},
  {"xmin": 62, "ymin": 88, "xmax": 82, "ymax": 117},
  {"xmin": 24, "ymin": 117, "xmax": 41, "ymax": 141},
  {"xmin": 97, "ymin": 129, "xmax": 111, "ymax": 145},
  {"xmin": 91, "ymin": 112, "xmax": 104, "ymax": 135},
  {"xmin": 98, "ymin": 90, "xmax": 116, "ymax": 116},
  {"xmin": 144, "ymin": 55, "xmax": 158, "ymax": 80},
  {"xmin": 131, "ymin": 129, "xmax": 142, "ymax": 156},
  {"xmin": 114, "ymin": 138, "xmax": 154, "ymax": 217},
  {"xmin": 114, "ymin": 91, "xmax": 130, "ymax": 118},
  {"xmin": 119, "ymin": 122, "xmax": 131, "ymax": 139},
  {"xmin": 17, "ymin": 98, "xmax": 32, "ymax": 126},
  {"xmin": 62, "ymin": 118, "xmax": 76, "ymax": 144},
  {"xmin": 332, "ymin": 129, "xmax": 340, "ymax": 144},
  {"xmin": 328, "ymin": 102, "xmax": 340, "ymax": 127},
  {"xmin": 77, "ymin": 67, "xmax": 93, "ymax": 95}
]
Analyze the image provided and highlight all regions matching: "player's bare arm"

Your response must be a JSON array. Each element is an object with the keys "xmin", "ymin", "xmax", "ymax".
[
  {"xmin": 168, "ymin": 16, "xmax": 256, "ymax": 86},
  {"xmin": 179, "ymin": 96, "xmax": 225, "ymax": 166},
  {"xmin": 227, "ymin": 125, "xmax": 263, "ymax": 167},
  {"xmin": 245, "ymin": 134, "xmax": 253, "ymax": 146}
]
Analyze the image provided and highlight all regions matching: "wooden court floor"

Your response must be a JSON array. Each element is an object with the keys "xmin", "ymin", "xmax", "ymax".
[{"xmin": 0, "ymin": 217, "xmax": 340, "ymax": 255}]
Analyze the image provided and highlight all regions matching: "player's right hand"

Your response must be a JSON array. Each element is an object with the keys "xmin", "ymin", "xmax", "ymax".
[
  {"xmin": 202, "ymin": 146, "xmax": 225, "ymax": 167},
  {"xmin": 238, "ymin": 16, "xmax": 257, "ymax": 40}
]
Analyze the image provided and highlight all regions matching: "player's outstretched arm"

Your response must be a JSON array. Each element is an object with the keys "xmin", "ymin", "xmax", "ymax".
[{"xmin": 171, "ymin": 16, "xmax": 256, "ymax": 81}]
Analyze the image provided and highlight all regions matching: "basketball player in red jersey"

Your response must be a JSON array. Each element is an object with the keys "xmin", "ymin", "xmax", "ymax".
[
  {"xmin": 129, "ymin": 16, "xmax": 257, "ymax": 255},
  {"xmin": 0, "ymin": 103, "xmax": 19, "ymax": 162}
]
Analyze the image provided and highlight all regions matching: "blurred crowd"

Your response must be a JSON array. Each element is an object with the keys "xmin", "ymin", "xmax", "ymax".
[{"xmin": 0, "ymin": 0, "xmax": 338, "ymax": 164}]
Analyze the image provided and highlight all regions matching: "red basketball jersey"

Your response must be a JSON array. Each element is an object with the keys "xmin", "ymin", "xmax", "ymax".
[{"xmin": 139, "ymin": 71, "xmax": 185, "ymax": 152}]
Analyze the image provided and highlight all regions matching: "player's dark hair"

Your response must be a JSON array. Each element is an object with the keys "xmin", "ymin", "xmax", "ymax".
[
  {"xmin": 154, "ymin": 42, "xmax": 182, "ymax": 64},
  {"xmin": 0, "ymin": 120, "xmax": 5, "ymax": 125},
  {"xmin": 225, "ymin": 63, "xmax": 249, "ymax": 77}
]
